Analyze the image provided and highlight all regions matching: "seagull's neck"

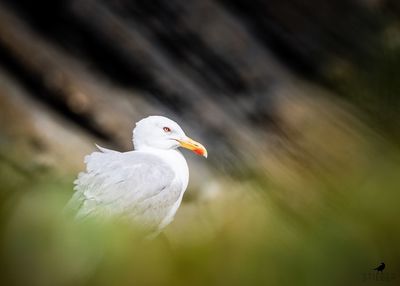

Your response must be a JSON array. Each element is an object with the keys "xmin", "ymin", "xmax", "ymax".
[{"xmin": 136, "ymin": 146, "xmax": 189, "ymax": 189}]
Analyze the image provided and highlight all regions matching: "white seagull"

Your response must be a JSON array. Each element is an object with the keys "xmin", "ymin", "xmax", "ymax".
[{"xmin": 68, "ymin": 115, "xmax": 207, "ymax": 235}]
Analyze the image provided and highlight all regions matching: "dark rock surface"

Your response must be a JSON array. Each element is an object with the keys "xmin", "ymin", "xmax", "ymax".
[{"xmin": 0, "ymin": 0, "xmax": 397, "ymax": 188}]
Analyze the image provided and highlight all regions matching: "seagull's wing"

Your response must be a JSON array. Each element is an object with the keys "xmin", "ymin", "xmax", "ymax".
[{"xmin": 69, "ymin": 146, "xmax": 182, "ymax": 231}]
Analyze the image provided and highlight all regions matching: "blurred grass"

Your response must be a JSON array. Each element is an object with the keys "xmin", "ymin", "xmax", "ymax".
[{"xmin": 1, "ymin": 136, "xmax": 399, "ymax": 286}]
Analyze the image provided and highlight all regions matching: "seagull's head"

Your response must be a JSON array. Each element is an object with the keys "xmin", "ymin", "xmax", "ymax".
[{"xmin": 133, "ymin": 116, "xmax": 207, "ymax": 158}]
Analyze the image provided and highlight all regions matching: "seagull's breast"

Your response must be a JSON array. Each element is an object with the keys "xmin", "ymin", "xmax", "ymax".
[
  {"xmin": 141, "ymin": 148, "xmax": 189, "ymax": 230},
  {"xmin": 141, "ymin": 148, "xmax": 189, "ymax": 191},
  {"xmin": 162, "ymin": 150, "xmax": 189, "ymax": 190}
]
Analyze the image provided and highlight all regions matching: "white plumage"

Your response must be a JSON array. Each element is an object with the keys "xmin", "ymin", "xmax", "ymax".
[{"xmin": 68, "ymin": 116, "xmax": 207, "ymax": 235}]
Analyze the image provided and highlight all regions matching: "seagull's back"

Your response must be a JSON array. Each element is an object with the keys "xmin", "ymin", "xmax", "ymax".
[{"xmin": 69, "ymin": 146, "xmax": 186, "ymax": 233}]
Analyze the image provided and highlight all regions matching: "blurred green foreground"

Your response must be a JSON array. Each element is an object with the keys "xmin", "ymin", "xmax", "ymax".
[{"xmin": 0, "ymin": 129, "xmax": 399, "ymax": 286}]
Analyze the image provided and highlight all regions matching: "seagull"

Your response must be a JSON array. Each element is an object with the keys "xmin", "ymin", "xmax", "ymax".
[{"xmin": 68, "ymin": 115, "xmax": 207, "ymax": 236}]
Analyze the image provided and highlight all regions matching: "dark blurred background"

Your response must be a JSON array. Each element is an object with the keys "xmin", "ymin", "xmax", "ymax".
[{"xmin": 0, "ymin": 1, "xmax": 400, "ymax": 285}]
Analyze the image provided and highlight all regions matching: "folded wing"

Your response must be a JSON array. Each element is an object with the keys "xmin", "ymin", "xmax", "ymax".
[{"xmin": 68, "ymin": 146, "xmax": 182, "ymax": 232}]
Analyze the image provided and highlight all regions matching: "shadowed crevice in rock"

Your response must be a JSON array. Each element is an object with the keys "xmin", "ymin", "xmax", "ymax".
[{"xmin": 0, "ymin": 44, "xmax": 112, "ymax": 143}]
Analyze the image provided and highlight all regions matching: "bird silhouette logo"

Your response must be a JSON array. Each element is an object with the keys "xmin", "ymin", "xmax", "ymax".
[{"xmin": 373, "ymin": 262, "xmax": 385, "ymax": 273}]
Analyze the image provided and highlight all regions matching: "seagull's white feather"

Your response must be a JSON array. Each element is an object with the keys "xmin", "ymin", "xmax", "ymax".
[
  {"xmin": 71, "ymin": 147, "xmax": 182, "ymax": 232},
  {"xmin": 94, "ymin": 143, "xmax": 117, "ymax": 154}
]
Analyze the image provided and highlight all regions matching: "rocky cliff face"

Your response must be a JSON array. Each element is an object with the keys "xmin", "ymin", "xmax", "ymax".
[{"xmin": 0, "ymin": 0, "xmax": 398, "ymax": 192}]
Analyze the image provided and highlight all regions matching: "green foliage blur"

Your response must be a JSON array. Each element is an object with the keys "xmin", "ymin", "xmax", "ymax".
[{"xmin": 1, "ymin": 131, "xmax": 399, "ymax": 286}]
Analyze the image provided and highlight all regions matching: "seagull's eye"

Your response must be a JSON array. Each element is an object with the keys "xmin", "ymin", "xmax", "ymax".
[{"xmin": 163, "ymin": 127, "xmax": 171, "ymax": 132}]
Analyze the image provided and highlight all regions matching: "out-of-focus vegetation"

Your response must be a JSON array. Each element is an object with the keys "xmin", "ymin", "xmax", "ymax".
[
  {"xmin": 1, "ymin": 0, "xmax": 400, "ymax": 285},
  {"xmin": 1, "ymin": 137, "xmax": 400, "ymax": 286}
]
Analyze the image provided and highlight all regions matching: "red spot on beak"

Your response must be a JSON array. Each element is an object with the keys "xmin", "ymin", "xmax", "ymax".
[{"xmin": 194, "ymin": 148, "xmax": 205, "ymax": 156}]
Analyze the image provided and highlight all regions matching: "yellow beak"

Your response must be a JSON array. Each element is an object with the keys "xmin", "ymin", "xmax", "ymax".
[{"xmin": 177, "ymin": 137, "xmax": 208, "ymax": 158}]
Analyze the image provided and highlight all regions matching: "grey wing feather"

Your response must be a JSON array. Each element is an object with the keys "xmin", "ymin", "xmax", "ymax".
[{"xmin": 69, "ymin": 146, "xmax": 181, "ymax": 231}]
